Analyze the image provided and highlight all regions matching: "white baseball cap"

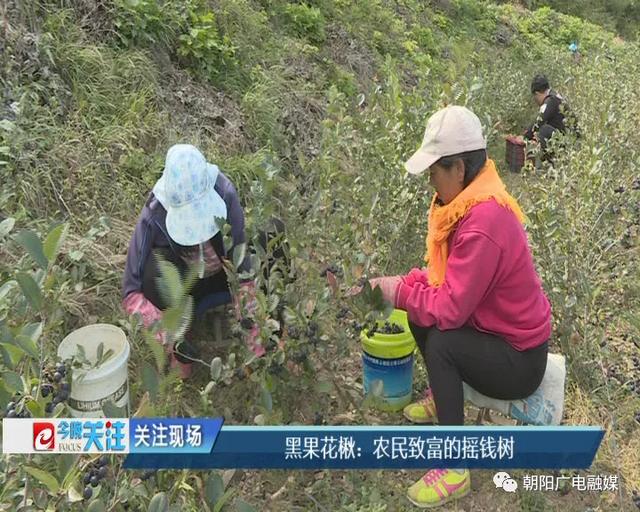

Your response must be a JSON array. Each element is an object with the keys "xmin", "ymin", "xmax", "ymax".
[{"xmin": 404, "ymin": 105, "xmax": 487, "ymax": 175}]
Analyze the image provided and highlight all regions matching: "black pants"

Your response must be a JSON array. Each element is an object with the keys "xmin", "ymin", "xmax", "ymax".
[
  {"xmin": 409, "ymin": 323, "xmax": 548, "ymax": 425},
  {"xmin": 537, "ymin": 124, "xmax": 557, "ymax": 155}
]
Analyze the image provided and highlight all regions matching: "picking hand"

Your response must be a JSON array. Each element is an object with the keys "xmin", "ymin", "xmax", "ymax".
[
  {"xmin": 344, "ymin": 276, "xmax": 402, "ymax": 304},
  {"xmin": 369, "ymin": 276, "xmax": 402, "ymax": 305}
]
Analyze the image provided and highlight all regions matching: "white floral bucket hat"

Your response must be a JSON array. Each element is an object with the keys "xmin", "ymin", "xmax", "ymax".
[{"xmin": 152, "ymin": 144, "xmax": 228, "ymax": 246}]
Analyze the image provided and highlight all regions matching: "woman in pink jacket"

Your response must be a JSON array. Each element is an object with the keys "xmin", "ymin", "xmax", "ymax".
[{"xmin": 369, "ymin": 106, "xmax": 551, "ymax": 508}]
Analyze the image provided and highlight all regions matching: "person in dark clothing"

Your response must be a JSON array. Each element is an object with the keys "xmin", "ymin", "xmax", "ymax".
[{"xmin": 524, "ymin": 74, "xmax": 573, "ymax": 159}]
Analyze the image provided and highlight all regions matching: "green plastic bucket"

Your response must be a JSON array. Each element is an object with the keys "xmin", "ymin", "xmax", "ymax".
[{"xmin": 360, "ymin": 309, "xmax": 416, "ymax": 411}]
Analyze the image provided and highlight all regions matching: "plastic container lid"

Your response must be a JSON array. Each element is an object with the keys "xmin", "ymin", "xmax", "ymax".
[{"xmin": 360, "ymin": 309, "xmax": 416, "ymax": 359}]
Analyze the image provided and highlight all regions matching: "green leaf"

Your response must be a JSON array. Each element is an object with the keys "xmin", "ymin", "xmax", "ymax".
[
  {"xmin": 43, "ymin": 223, "xmax": 68, "ymax": 264},
  {"xmin": 315, "ymin": 380, "xmax": 333, "ymax": 394},
  {"xmin": 3, "ymin": 370, "xmax": 24, "ymax": 393},
  {"xmin": 87, "ymin": 499, "xmax": 107, "ymax": 512},
  {"xmin": 205, "ymin": 472, "xmax": 224, "ymax": 506},
  {"xmin": 156, "ymin": 257, "xmax": 183, "ymax": 308},
  {"xmin": 0, "ymin": 382, "xmax": 11, "ymax": 408},
  {"xmin": 161, "ymin": 305, "xmax": 183, "ymax": 333},
  {"xmin": 148, "ymin": 492, "xmax": 169, "ymax": 512},
  {"xmin": 235, "ymin": 499, "xmax": 258, "ymax": 512},
  {"xmin": 26, "ymin": 398, "xmax": 44, "ymax": 417},
  {"xmin": 102, "ymin": 400, "xmax": 127, "ymax": 417},
  {"xmin": 67, "ymin": 486, "xmax": 84, "ymax": 503},
  {"xmin": 15, "ymin": 272, "xmax": 43, "ymax": 309},
  {"xmin": 161, "ymin": 297, "xmax": 193, "ymax": 342},
  {"xmin": 96, "ymin": 342, "xmax": 104, "ymax": 363},
  {"xmin": 68, "ymin": 250, "xmax": 84, "ymax": 261},
  {"xmin": 260, "ymin": 384, "xmax": 273, "ymax": 413},
  {"xmin": 57, "ymin": 454, "xmax": 79, "ymax": 485},
  {"xmin": 20, "ymin": 321, "xmax": 43, "ymax": 342},
  {"xmin": 15, "ymin": 230, "xmax": 48, "ymax": 269},
  {"xmin": 32, "ymin": 487, "xmax": 48, "ymax": 509},
  {"xmin": 15, "ymin": 322, "xmax": 43, "ymax": 358},
  {"xmin": 0, "ymin": 217, "xmax": 15, "ymax": 238},
  {"xmin": 24, "ymin": 466, "xmax": 60, "ymax": 494},
  {"xmin": 212, "ymin": 487, "xmax": 236, "ymax": 512},
  {"xmin": 97, "ymin": 348, "xmax": 114, "ymax": 366},
  {"xmin": 142, "ymin": 361, "xmax": 160, "ymax": 402},
  {"xmin": 144, "ymin": 329, "xmax": 166, "ymax": 374},
  {"xmin": 0, "ymin": 119, "xmax": 15, "ymax": 131},
  {"xmin": 233, "ymin": 243, "xmax": 247, "ymax": 270},
  {"xmin": 76, "ymin": 344, "xmax": 88, "ymax": 362},
  {"xmin": 0, "ymin": 343, "xmax": 26, "ymax": 368},
  {"xmin": 210, "ymin": 357, "xmax": 222, "ymax": 381},
  {"xmin": 0, "ymin": 279, "xmax": 16, "ymax": 301}
]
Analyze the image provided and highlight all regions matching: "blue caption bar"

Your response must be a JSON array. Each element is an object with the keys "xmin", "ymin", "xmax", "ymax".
[{"xmin": 123, "ymin": 425, "xmax": 604, "ymax": 470}]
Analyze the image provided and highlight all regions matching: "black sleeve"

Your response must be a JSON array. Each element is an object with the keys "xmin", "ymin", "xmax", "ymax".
[
  {"xmin": 524, "ymin": 124, "xmax": 535, "ymax": 140},
  {"xmin": 540, "ymin": 96, "xmax": 560, "ymax": 126}
]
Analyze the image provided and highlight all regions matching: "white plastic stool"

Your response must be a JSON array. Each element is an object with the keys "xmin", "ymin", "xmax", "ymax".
[{"xmin": 463, "ymin": 353, "xmax": 566, "ymax": 426}]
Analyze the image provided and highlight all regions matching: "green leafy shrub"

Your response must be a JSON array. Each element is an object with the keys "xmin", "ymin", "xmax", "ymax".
[
  {"xmin": 281, "ymin": 3, "xmax": 326, "ymax": 44},
  {"xmin": 178, "ymin": 11, "xmax": 237, "ymax": 81},
  {"xmin": 113, "ymin": 0, "xmax": 194, "ymax": 48}
]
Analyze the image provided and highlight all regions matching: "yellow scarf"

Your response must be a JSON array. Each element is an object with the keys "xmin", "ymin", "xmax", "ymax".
[{"xmin": 424, "ymin": 159, "xmax": 526, "ymax": 287}]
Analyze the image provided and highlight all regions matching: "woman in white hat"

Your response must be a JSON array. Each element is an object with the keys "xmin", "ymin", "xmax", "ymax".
[
  {"xmin": 122, "ymin": 144, "xmax": 263, "ymax": 378},
  {"xmin": 364, "ymin": 106, "xmax": 552, "ymax": 507}
]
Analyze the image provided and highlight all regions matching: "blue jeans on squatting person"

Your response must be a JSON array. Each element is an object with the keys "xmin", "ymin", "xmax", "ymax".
[{"xmin": 408, "ymin": 323, "xmax": 549, "ymax": 425}]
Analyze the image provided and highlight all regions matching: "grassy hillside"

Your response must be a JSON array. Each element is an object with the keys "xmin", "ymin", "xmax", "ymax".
[{"xmin": 1, "ymin": 0, "xmax": 640, "ymax": 510}]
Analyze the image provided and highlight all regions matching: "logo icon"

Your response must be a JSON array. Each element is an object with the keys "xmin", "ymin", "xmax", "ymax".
[
  {"xmin": 493, "ymin": 471, "xmax": 518, "ymax": 493},
  {"xmin": 33, "ymin": 422, "xmax": 56, "ymax": 451}
]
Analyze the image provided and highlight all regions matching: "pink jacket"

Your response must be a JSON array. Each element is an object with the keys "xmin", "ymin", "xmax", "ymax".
[{"xmin": 396, "ymin": 199, "xmax": 552, "ymax": 351}]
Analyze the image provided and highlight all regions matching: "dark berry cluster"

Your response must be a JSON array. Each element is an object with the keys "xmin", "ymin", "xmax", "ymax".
[
  {"xmin": 306, "ymin": 321, "xmax": 319, "ymax": 344},
  {"xmin": 141, "ymin": 470, "xmax": 157, "ymax": 481},
  {"xmin": 366, "ymin": 321, "xmax": 404, "ymax": 337},
  {"xmin": 82, "ymin": 455, "xmax": 109, "ymax": 499},
  {"xmin": 319, "ymin": 263, "xmax": 343, "ymax": 278},
  {"xmin": 43, "ymin": 362, "xmax": 70, "ymax": 414},
  {"xmin": 351, "ymin": 320, "xmax": 364, "ymax": 333},
  {"xmin": 335, "ymin": 306, "xmax": 349, "ymax": 320},
  {"xmin": 4, "ymin": 398, "xmax": 31, "ymax": 418}
]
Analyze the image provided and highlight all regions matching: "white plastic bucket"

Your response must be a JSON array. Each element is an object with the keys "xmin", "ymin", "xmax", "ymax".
[{"xmin": 57, "ymin": 324, "xmax": 130, "ymax": 418}]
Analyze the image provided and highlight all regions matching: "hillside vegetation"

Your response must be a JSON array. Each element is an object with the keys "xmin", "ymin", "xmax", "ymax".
[{"xmin": 1, "ymin": 0, "xmax": 640, "ymax": 510}]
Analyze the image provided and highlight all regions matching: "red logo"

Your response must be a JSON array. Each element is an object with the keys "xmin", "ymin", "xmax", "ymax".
[{"xmin": 33, "ymin": 422, "xmax": 56, "ymax": 451}]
